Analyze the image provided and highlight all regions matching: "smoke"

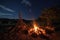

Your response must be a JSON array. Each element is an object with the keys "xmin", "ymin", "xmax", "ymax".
[
  {"xmin": 21, "ymin": 0, "xmax": 32, "ymax": 12},
  {"xmin": 21, "ymin": 0, "xmax": 31, "ymax": 6}
]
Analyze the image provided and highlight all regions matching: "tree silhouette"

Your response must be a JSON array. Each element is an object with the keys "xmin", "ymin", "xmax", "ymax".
[{"xmin": 40, "ymin": 5, "xmax": 60, "ymax": 26}]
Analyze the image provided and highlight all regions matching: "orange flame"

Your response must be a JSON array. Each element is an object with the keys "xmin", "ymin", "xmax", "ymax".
[
  {"xmin": 33, "ymin": 24, "xmax": 41, "ymax": 35},
  {"xmin": 28, "ymin": 21, "xmax": 46, "ymax": 35}
]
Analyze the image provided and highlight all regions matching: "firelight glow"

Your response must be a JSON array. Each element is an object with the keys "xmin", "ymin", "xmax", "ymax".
[
  {"xmin": 33, "ymin": 24, "xmax": 41, "ymax": 35},
  {"xmin": 34, "ymin": 24, "xmax": 38, "ymax": 32},
  {"xmin": 28, "ymin": 21, "xmax": 46, "ymax": 35}
]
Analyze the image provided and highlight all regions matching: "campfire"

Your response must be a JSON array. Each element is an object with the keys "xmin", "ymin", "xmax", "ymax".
[
  {"xmin": 28, "ymin": 21, "xmax": 46, "ymax": 36},
  {"xmin": 17, "ymin": 20, "xmax": 55, "ymax": 40},
  {"xmin": 27, "ymin": 21, "xmax": 55, "ymax": 39}
]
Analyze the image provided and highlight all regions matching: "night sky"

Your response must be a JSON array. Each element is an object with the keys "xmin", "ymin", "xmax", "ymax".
[{"xmin": 0, "ymin": 0, "xmax": 60, "ymax": 20}]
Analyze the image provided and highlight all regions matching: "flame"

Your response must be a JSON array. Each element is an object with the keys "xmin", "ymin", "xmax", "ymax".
[
  {"xmin": 33, "ymin": 24, "xmax": 41, "ymax": 35},
  {"xmin": 28, "ymin": 21, "xmax": 46, "ymax": 35},
  {"xmin": 34, "ymin": 24, "xmax": 38, "ymax": 32}
]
